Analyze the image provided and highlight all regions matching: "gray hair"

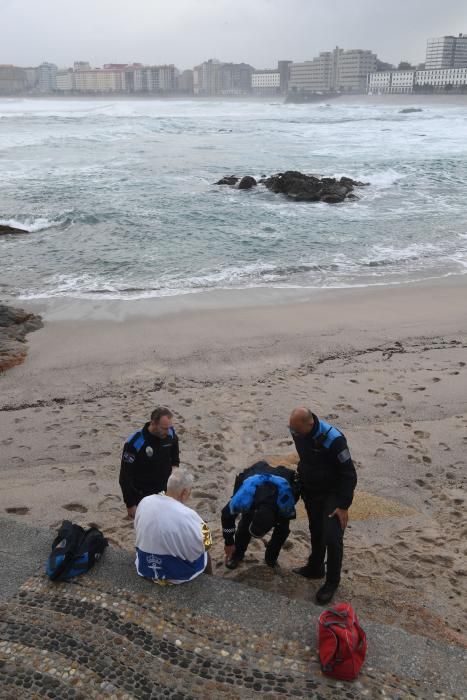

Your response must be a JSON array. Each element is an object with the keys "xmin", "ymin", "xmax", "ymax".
[{"xmin": 167, "ymin": 469, "xmax": 194, "ymax": 496}]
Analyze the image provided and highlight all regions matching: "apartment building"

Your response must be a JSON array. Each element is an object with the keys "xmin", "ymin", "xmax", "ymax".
[
  {"xmin": 251, "ymin": 70, "xmax": 281, "ymax": 95},
  {"xmin": 426, "ymin": 34, "xmax": 467, "ymax": 69},
  {"xmin": 289, "ymin": 47, "xmax": 377, "ymax": 94}
]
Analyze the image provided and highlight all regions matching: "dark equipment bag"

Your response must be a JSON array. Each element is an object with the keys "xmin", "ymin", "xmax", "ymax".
[{"xmin": 46, "ymin": 520, "xmax": 108, "ymax": 581}]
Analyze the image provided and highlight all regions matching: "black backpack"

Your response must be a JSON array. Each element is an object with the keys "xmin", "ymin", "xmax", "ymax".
[{"xmin": 46, "ymin": 520, "xmax": 108, "ymax": 581}]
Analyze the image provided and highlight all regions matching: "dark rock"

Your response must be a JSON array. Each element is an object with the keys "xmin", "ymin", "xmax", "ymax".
[
  {"xmin": 238, "ymin": 176, "xmax": 257, "ymax": 190},
  {"xmin": 0, "ymin": 224, "xmax": 28, "ymax": 235},
  {"xmin": 320, "ymin": 193, "xmax": 345, "ymax": 204},
  {"xmin": 218, "ymin": 170, "xmax": 369, "ymax": 203},
  {"xmin": 399, "ymin": 108, "xmax": 423, "ymax": 114},
  {"xmin": 216, "ymin": 176, "xmax": 239, "ymax": 186},
  {"xmin": 0, "ymin": 304, "xmax": 42, "ymax": 373},
  {"xmin": 262, "ymin": 170, "xmax": 367, "ymax": 204}
]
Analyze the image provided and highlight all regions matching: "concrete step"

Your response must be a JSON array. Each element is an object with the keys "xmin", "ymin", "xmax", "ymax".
[{"xmin": 0, "ymin": 518, "xmax": 465, "ymax": 698}]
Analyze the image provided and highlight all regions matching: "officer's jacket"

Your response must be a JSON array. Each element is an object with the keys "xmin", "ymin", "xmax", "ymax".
[
  {"xmin": 293, "ymin": 414, "xmax": 357, "ymax": 509},
  {"xmin": 119, "ymin": 423, "xmax": 180, "ymax": 507}
]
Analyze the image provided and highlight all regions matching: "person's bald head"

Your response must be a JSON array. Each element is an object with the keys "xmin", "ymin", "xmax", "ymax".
[{"xmin": 289, "ymin": 407, "xmax": 315, "ymax": 437}]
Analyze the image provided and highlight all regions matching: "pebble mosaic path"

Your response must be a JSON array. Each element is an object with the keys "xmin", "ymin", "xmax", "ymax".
[{"xmin": 0, "ymin": 575, "xmax": 462, "ymax": 699}]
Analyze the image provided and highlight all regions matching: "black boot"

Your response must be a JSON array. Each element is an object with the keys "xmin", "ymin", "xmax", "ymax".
[
  {"xmin": 315, "ymin": 581, "xmax": 339, "ymax": 605},
  {"xmin": 292, "ymin": 564, "xmax": 325, "ymax": 579},
  {"xmin": 265, "ymin": 556, "xmax": 279, "ymax": 569},
  {"xmin": 226, "ymin": 555, "xmax": 244, "ymax": 570}
]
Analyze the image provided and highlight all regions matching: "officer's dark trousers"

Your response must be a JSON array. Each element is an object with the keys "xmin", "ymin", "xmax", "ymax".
[
  {"xmin": 235, "ymin": 513, "xmax": 290, "ymax": 563},
  {"xmin": 302, "ymin": 492, "xmax": 344, "ymax": 585}
]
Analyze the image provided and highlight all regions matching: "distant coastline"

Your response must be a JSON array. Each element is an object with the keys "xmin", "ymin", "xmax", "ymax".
[{"xmin": 2, "ymin": 93, "xmax": 467, "ymax": 105}]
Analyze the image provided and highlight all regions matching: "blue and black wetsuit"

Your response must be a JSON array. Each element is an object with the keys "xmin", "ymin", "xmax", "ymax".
[
  {"xmin": 293, "ymin": 414, "xmax": 357, "ymax": 585},
  {"xmin": 119, "ymin": 423, "xmax": 180, "ymax": 508},
  {"xmin": 221, "ymin": 461, "xmax": 300, "ymax": 564}
]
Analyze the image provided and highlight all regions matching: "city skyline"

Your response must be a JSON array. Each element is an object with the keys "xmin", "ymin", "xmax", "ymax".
[{"xmin": 1, "ymin": 0, "xmax": 466, "ymax": 69}]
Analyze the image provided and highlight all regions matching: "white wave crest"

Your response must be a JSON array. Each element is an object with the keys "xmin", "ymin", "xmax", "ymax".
[{"xmin": 0, "ymin": 217, "xmax": 62, "ymax": 232}]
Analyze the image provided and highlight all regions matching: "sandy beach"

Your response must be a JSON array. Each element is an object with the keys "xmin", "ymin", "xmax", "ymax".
[{"xmin": 1, "ymin": 277, "xmax": 466, "ymax": 645}]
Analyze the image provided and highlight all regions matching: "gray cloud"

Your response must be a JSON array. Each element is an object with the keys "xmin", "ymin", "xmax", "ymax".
[{"xmin": 1, "ymin": 0, "xmax": 466, "ymax": 69}]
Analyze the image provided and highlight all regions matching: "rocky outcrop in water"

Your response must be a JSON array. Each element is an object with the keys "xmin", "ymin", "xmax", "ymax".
[
  {"xmin": 216, "ymin": 176, "xmax": 239, "ymax": 186},
  {"xmin": 399, "ymin": 108, "xmax": 423, "ymax": 114},
  {"xmin": 0, "ymin": 304, "xmax": 42, "ymax": 373},
  {"xmin": 238, "ymin": 176, "xmax": 257, "ymax": 190},
  {"xmin": 216, "ymin": 171, "xmax": 368, "ymax": 203},
  {"xmin": 0, "ymin": 224, "xmax": 28, "ymax": 235}
]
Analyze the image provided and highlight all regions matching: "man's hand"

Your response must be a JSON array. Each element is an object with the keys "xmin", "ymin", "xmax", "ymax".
[
  {"xmin": 224, "ymin": 544, "xmax": 236, "ymax": 562},
  {"xmin": 127, "ymin": 505, "xmax": 137, "ymax": 519},
  {"xmin": 329, "ymin": 508, "xmax": 348, "ymax": 530}
]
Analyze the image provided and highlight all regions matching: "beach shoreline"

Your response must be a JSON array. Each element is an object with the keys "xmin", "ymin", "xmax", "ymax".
[{"xmin": 1, "ymin": 275, "xmax": 466, "ymax": 643}]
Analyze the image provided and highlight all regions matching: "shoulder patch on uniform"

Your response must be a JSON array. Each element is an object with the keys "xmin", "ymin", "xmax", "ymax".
[
  {"xmin": 123, "ymin": 451, "xmax": 135, "ymax": 464},
  {"xmin": 337, "ymin": 448, "xmax": 351, "ymax": 463}
]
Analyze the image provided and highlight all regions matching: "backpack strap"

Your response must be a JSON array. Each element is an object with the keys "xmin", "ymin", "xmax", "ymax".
[{"xmin": 321, "ymin": 624, "xmax": 344, "ymax": 672}]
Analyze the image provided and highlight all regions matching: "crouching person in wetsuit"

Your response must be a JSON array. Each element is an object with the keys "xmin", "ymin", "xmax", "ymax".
[
  {"xmin": 221, "ymin": 460, "xmax": 300, "ymax": 570},
  {"xmin": 289, "ymin": 407, "xmax": 357, "ymax": 605}
]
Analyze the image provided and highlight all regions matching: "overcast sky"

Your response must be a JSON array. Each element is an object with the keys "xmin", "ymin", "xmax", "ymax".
[{"xmin": 1, "ymin": 0, "xmax": 466, "ymax": 69}]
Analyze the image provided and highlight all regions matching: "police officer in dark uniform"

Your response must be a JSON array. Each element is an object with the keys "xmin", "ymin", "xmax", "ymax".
[
  {"xmin": 119, "ymin": 407, "xmax": 180, "ymax": 518},
  {"xmin": 289, "ymin": 407, "xmax": 357, "ymax": 604},
  {"xmin": 221, "ymin": 460, "xmax": 300, "ymax": 570}
]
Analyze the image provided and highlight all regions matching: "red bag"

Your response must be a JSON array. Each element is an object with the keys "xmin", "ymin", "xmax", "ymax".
[{"xmin": 318, "ymin": 603, "xmax": 367, "ymax": 681}]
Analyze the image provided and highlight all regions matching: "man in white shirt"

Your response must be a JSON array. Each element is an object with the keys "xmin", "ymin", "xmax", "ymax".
[{"xmin": 135, "ymin": 469, "xmax": 212, "ymax": 584}]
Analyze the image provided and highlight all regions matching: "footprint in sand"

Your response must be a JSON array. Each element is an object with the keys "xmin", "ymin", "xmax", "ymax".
[
  {"xmin": 5, "ymin": 506, "xmax": 30, "ymax": 515},
  {"xmin": 79, "ymin": 468, "xmax": 96, "ymax": 477},
  {"xmin": 51, "ymin": 467, "xmax": 65, "ymax": 475},
  {"xmin": 414, "ymin": 430, "xmax": 430, "ymax": 439},
  {"xmin": 98, "ymin": 495, "xmax": 121, "ymax": 509},
  {"xmin": 63, "ymin": 503, "xmax": 88, "ymax": 513},
  {"xmin": 89, "ymin": 483, "xmax": 99, "ymax": 493}
]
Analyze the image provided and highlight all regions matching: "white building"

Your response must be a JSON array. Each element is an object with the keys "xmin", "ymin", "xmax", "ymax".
[
  {"xmin": 415, "ymin": 66, "xmax": 467, "ymax": 89},
  {"xmin": 251, "ymin": 70, "xmax": 280, "ymax": 94},
  {"xmin": 368, "ymin": 66, "xmax": 467, "ymax": 93},
  {"xmin": 426, "ymin": 34, "xmax": 467, "ymax": 70},
  {"xmin": 72, "ymin": 68, "xmax": 126, "ymax": 93},
  {"xmin": 289, "ymin": 55, "xmax": 333, "ymax": 93},
  {"xmin": 56, "ymin": 69, "xmax": 74, "ymax": 92},
  {"xmin": 289, "ymin": 47, "xmax": 377, "ymax": 94}
]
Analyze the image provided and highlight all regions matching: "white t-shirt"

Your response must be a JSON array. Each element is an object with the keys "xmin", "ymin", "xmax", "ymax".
[{"xmin": 135, "ymin": 494, "xmax": 211, "ymax": 584}]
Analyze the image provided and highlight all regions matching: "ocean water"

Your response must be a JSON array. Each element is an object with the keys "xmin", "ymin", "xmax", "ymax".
[{"xmin": 1, "ymin": 97, "xmax": 467, "ymax": 302}]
